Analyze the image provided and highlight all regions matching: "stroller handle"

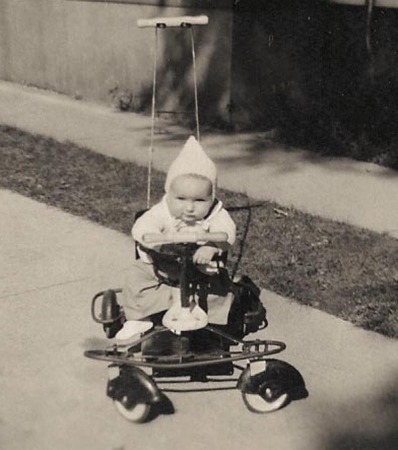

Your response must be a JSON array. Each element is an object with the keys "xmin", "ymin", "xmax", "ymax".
[
  {"xmin": 137, "ymin": 15, "xmax": 209, "ymax": 28},
  {"xmin": 143, "ymin": 231, "xmax": 228, "ymax": 245}
]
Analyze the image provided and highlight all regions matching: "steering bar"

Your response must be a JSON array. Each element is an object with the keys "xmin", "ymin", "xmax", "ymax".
[{"xmin": 142, "ymin": 232, "xmax": 228, "ymax": 245}]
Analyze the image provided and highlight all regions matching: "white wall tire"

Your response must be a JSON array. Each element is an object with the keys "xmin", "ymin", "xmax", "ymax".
[
  {"xmin": 242, "ymin": 390, "xmax": 289, "ymax": 413},
  {"xmin": 114, "ymin": 399, "xmax": 151, "ymax": 423}
]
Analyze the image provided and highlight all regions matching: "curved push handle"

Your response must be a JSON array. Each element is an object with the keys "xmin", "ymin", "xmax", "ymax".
[
  {"xmin": 137, "ymin": 15, "xmax": 209, "ymax": 28},
  {"xmin": 142, "ymin": 231, "xmax": 228, "ymax": 245}
]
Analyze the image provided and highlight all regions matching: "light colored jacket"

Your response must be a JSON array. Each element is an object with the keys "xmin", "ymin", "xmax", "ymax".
[{"xmin": 132, "ymin": 196, "xmax": 236, "ymax": 263}]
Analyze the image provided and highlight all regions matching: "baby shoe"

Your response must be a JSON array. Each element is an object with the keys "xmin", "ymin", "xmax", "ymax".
[{"xmin": 115, "ymin": 320, "xmax": 153, "ymax": 347}]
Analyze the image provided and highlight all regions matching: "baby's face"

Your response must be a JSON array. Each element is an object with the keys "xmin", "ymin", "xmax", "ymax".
[{"xmin": 166, "ymin": 175, "xmax": 213, "ymax": 224}]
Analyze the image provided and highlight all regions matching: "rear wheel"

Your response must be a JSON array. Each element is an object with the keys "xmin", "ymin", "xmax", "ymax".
[
  {"xmin": 114, "ymin": 398, "xmax": 151, "ymax": 423},
  {"xmin": 242, "ymin": 389, "xmax": 289, "ymax": 413}
]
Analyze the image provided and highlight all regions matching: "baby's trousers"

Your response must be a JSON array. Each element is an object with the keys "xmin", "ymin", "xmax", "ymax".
[{"xmin": 121, "ymin": 259, "xmax": 233, "ymax": 324}]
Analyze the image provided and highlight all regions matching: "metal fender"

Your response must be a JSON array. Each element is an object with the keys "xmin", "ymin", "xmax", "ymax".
[
  {"xmin": 107, "ymin": 365, "xmax": 162, "ymax": 408},
  {"xmin": 237, "ymin": 359, "xmax": 308, "ymax": 401}
]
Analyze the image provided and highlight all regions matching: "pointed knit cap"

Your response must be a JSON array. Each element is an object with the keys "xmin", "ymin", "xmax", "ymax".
[{"xmin": 165, "ymin": 136, "xmax": 217, "ymax": 197}]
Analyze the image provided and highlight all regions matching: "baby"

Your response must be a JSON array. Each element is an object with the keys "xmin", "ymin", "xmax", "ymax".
[{"xmin": 121, "ymin": 136, "xmax": 236, "ymax": 325}]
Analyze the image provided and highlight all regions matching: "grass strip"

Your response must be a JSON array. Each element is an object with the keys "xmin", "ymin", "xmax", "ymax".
[{"xmin": 1, "ymin": 124, "xmax": 397, "ymax": 338}]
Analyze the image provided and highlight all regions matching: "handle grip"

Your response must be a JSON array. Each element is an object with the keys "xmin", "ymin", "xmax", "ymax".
[
  {"xmin": 137, "ymin": 15, "xmax": 209, "ymax": 28},
  {"xmin": 142, "ymin": 231, "xmax": 228, "ymax": 245}
]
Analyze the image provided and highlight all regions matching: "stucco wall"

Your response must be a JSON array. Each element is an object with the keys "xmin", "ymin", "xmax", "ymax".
[
  {"xmin": 3, "ymin": 0, "xmax": 397, "ymax": 132},
  {"xmin": 0, "ymin": 0, "xmax": 233, "ymax": 121}
]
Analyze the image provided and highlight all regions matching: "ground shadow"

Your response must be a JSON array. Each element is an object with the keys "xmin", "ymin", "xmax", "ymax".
[
  {"xmin": 322, "ymin": 374, "xmax": 398, "ymax": 450},
  {"xmin": 146, "ymin": 392, "xmax": 175, "ymax": 422}
]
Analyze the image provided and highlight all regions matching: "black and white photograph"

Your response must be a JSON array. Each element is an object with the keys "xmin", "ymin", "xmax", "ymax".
[{"xmin": 0, "ymin": 1, "xmax": 397, "ymax": 449}]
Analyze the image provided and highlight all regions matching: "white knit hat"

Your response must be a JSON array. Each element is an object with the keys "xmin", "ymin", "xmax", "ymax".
[{"xmin": 165, "ymin": 136, "xmax": 217, "ymax": 198}]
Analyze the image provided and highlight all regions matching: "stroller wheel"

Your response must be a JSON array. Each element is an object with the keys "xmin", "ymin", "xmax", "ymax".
[
  {"xmin": 242, "ymin": 389, "xmax": 289, "ymax": 414},
  {"xmin": 114, "ymin": 398, "xmax": 151, "ymax": 423}
]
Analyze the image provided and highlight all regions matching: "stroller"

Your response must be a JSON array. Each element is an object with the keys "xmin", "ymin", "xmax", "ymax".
[{"xmin": 84, "ymin": 15, "xmax": 307, "ymax": 423}]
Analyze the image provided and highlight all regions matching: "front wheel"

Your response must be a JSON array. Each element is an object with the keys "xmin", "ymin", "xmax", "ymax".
[
  {"xmin": 242, "ymin": 389, "xmax": 289, "ymax": 413},
  {"xmin": 114, "ymin": 399, "xmax": 151, "ymax": 423}
]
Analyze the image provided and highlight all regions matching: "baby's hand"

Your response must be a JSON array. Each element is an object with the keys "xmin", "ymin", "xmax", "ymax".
[{"xmin": 193, "ymin": 246, "xmax": 219, "ymax": 265}]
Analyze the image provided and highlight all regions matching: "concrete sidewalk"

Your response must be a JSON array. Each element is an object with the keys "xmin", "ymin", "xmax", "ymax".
[
  {"xmin": 0, "ymin": 80, "xmax": 397, "ymax": 238},
  {"xmin": 1, "ymin": 189, "xmax": 397, "ymax": 450}
]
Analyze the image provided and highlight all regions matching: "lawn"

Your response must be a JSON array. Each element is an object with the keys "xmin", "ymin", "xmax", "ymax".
[{"xmin": 1, "ymin": 124, "xmax": 397, "ymax": 338}]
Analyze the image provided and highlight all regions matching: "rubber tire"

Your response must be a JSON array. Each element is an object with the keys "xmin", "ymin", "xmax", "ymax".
[
  {"xmin": 242, "ymin": 389, "xmax": 289, "ymax": 414},
  {"xmin": 114, "ymin": 399, "xmax": 151, "ymax": 423}
]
